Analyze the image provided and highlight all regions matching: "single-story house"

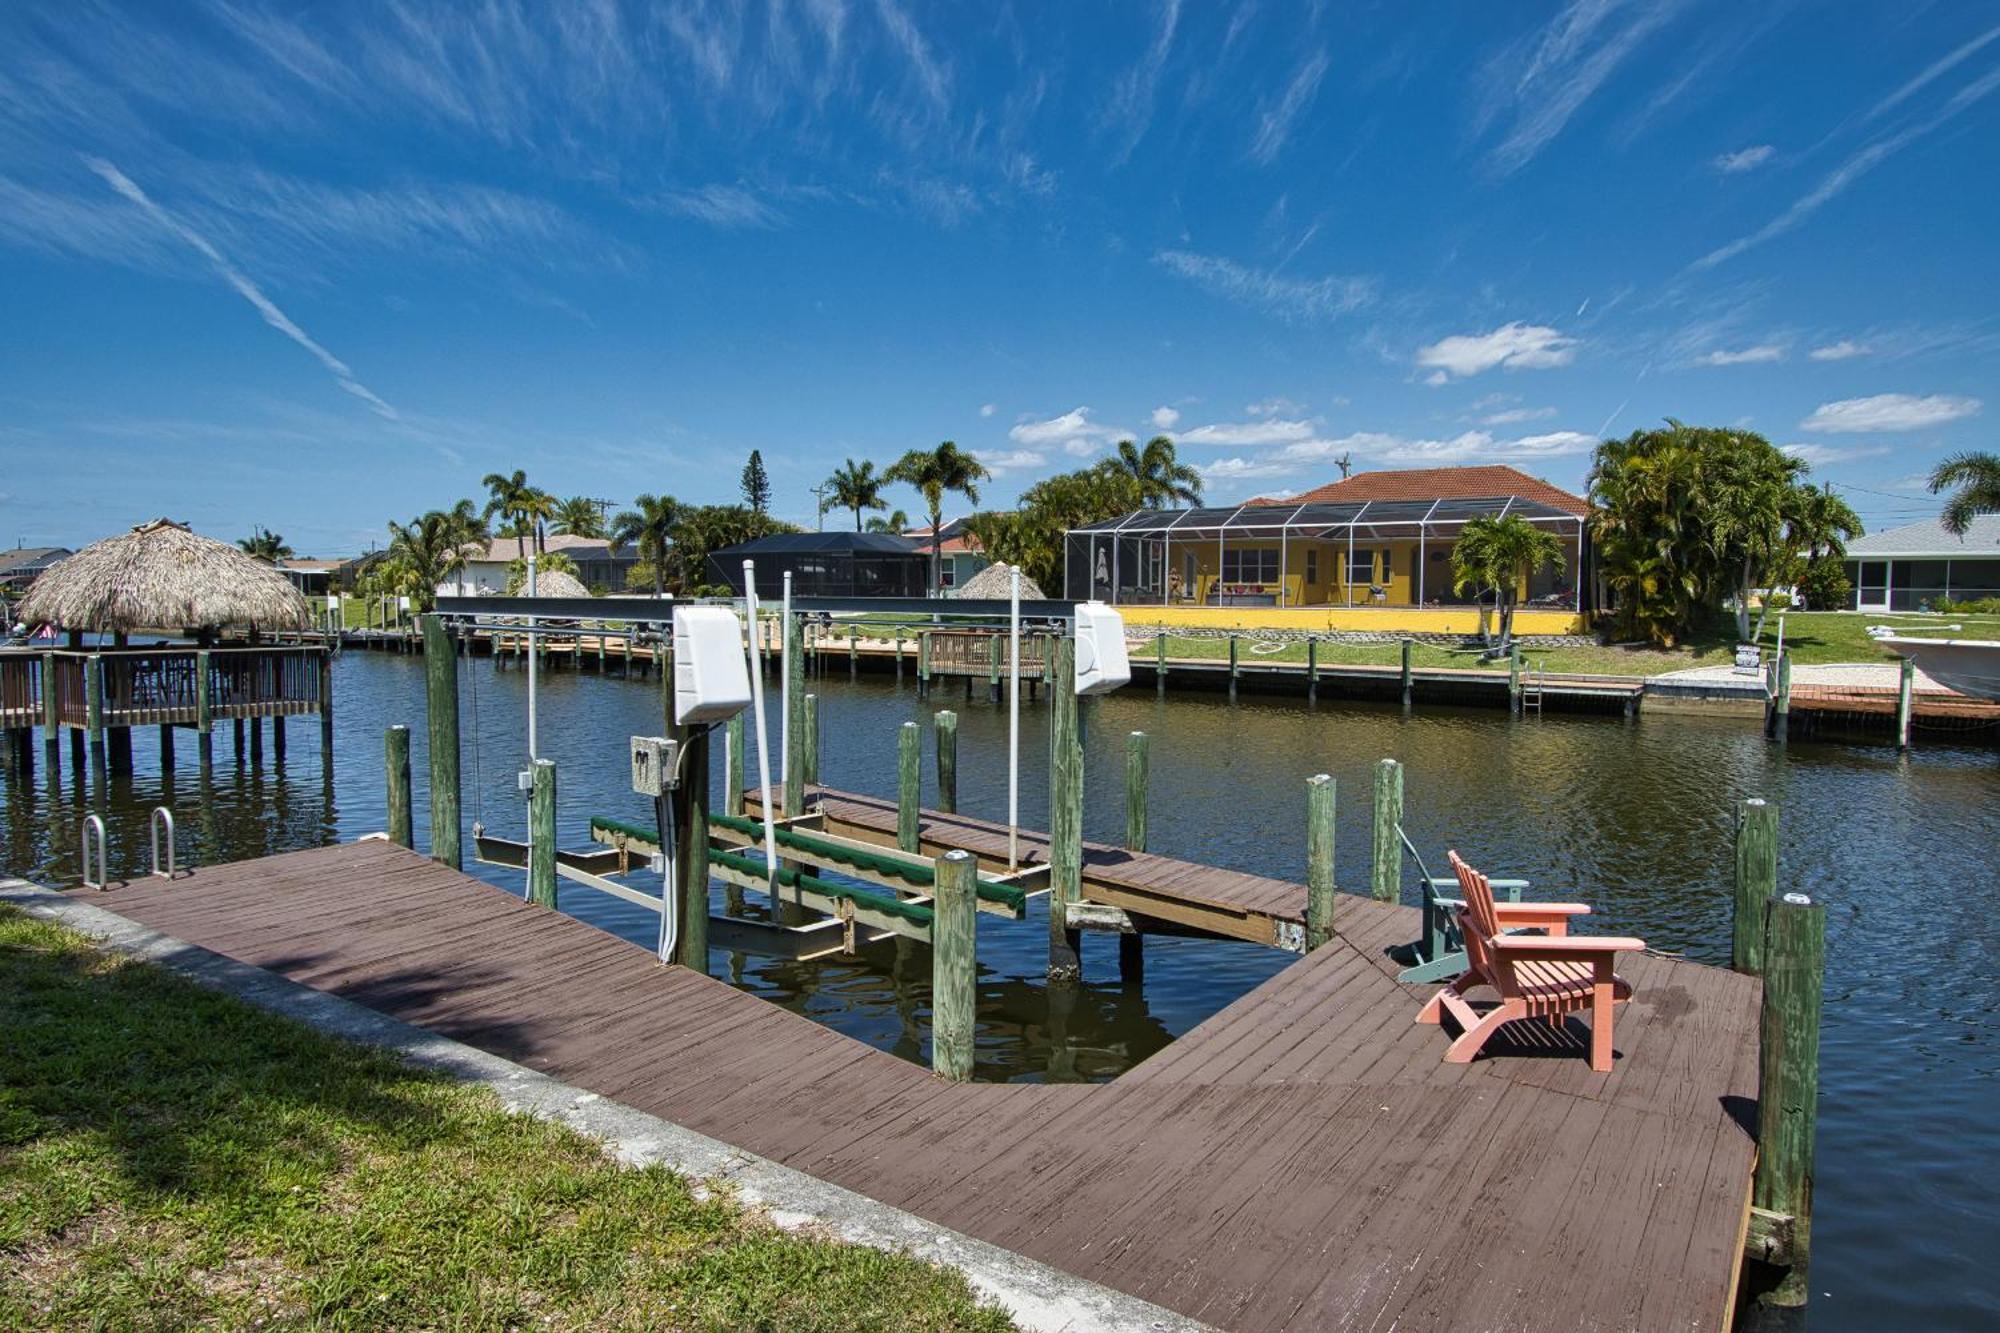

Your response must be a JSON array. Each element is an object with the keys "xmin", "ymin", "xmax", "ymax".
[
  {"xmin": 904, "ymin": 517, "xmax": 993, "ymax": 591},
  {"xmin": 1063, "ymin": 465, "xmax": 1591, "ymax": 612},
  {"xmin": 436, "ymin": 533, "xmax": 638, "ymax": 598},
  {"xmin": 0, "ymin": 545, "xmax": 70, "ymax": 598},
  {"xmin": 707, "ymin": 531, "xmax": 929, "ymax": 598},
  {"xmin": 1842, "ymin": 513, "xmax": 2000, "ymax": 611},
  {"xmin": 275, "ymin": 557, "xmax": 343, "ymax": 597}
]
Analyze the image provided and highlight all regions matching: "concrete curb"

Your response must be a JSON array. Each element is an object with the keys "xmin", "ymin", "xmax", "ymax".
[{"xmin": 0, "ymin": 880, "xmax": 1204, "ymax": 1333}]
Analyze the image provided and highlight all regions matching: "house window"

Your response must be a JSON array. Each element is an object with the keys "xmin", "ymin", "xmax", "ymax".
[
  {"xmin": 1379, "ymin": 548, "xmax": 1394, "ymax": 580},
  {"xmin": 939, "ymin": 559, "xmax": 957, "ymax": 588},
  {"xmin": 1221, "ymin": 548, "xmax": 1280, "ymax": 584},
  {"xmin": 1305, "ymin": 549, "xmax": 1319, "ymax": 584},
  {"xmin": 1347, "ymin": 550, "xmax": 1375, "ymax": 584}
]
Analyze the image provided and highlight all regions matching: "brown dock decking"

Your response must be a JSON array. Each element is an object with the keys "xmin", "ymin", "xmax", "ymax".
[{"xmin": 76, "ymin": 834, "xmax": 1761, "ymax": 1331}]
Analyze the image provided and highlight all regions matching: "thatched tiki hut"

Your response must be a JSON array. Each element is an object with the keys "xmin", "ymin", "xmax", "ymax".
[{"xmin": 16, "ymin": 519, "xmax": 327, "ymax": 777}]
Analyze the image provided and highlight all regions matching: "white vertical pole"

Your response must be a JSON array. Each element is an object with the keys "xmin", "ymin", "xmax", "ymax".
[
  {"xmin": 742, "ymin": 560, "xmax": 780, "ymax": 887},
  {"xmin": 1008, "ymin": 564, "xmax": 1021, "ymax": 870},
  {"xmin": 780, "ymin": 570, "xmax": 792, "ymax": 792},
  {"xmin": 526, "ymin": 553, "xmax": 539, "ymax": 761}
]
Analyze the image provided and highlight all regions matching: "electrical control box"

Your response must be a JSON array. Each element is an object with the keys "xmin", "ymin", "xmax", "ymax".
[
  {"xmin": 1073, "ymin": 601, "xmax": 1132, "ymax": 695},
  {"xmin": 672, "ymin": 605, "xmax": 753, "ymax": 725},
  {"xmin": 631, "ymin": 735, "xmax": 679, "ymax": 796}
]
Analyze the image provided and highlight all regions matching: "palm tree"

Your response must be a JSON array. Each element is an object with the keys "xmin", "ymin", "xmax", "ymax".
[
  {"xmin": 482, "ymin": 470, "xmax": 556, "ymax": 557},
  {"xmin": 1929, "ymin": 451, "xmax": 2000, "ymax": 535},
  {"xmin": 551, "ymin": 495, "xmax": 607, "ymax": 540},
  {"xmin": 386, "ymin": 500, "xmax": 489, "ymax": 611},
  {"xmin": 1450, "ymin": 514, "xmax": 1567, "ymax": 654},
  {"xmin": 1109, "ymin": 436, "xmax": 1202, "ymax": 508},
  {"xmin": 610, "ymin": 494, "xmax": 682, "ymax": 597},
  {"xmin": 828, "ymin": 459, "xmax": 888, "ymax": 531},
  {"xmin": 237, "ymin": 527, "xmax": 294, "ymax": 562},
  {"xmin": 884, "ymin": 441, "xmax": 991, "ymax": 593},
  {"xmin": 865, "ymin": 508, "xmax": 910, "ymax": 535}
]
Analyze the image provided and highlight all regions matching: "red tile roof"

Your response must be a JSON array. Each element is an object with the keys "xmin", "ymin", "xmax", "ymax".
[{"xmin": 1251, "ymin": 465, "xmax": 1588, "ymax": 516}]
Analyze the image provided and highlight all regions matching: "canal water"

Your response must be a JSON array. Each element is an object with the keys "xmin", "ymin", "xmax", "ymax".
[{"xmin": 1, "ymin": 648, "xmax": 1993, "ymax": 1330}]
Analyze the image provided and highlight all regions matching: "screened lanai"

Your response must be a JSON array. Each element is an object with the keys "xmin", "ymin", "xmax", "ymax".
[{"xmin": 1064, "ymin": 496, "xmax": 1589, "ymax": 610}]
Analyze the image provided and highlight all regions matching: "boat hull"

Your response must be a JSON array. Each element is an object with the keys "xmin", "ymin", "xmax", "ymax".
[{"xmin": 1871, "ymin": 636, "xmax": 2000, "ymax": 702}]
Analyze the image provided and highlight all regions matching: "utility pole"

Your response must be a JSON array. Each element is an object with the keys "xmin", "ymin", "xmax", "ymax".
[{"xmin": 810, "ymin": 482, "xmax": 832, "ymax": 532}]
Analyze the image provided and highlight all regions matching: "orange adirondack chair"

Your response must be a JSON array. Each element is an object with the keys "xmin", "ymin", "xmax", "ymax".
[{"xmin": 1415, "ymin": 852, "xmax": 1644, "ymax": 1073}]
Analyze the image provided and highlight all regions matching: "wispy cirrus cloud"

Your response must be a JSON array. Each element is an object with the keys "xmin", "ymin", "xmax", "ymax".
[
  {"xmin": 645, "ymin": 183, "xmax": 784, "ymax": 228},
  {"xmin": 1808, "ymin": 340, "xmax": 1871, "ymax": 361},
  {"xmin": 1713, "ymin": 144, "xmax": 1775, "ymax": 173},
  {"xmin": 1103, "ymin": 0, "xmax": 1184, "ymax": 161},
  {"xmin": 1695, "ymin": 343, "xmax": 1786, "ymax": 366},
  {"xmin": 1153, "ymin": 250, "xmax": 1374, "ymax": 322},
  {"xmin": 1178, "ymin": 418, "xmax": 1316, "ymax": 447},
  {"xmin": 86, "ymin": 157, "xmax": 398, "ymax": 421},
  {"xmin": 1250, "ymin": 51, "xmax": 1329, "ymax": 165},
  {"xmin": 974, "ymin": 447, "xmax": 1045, "ymax": 476},
  {"xmin": 1864, "ymin": 23, "xmax": 2000, "ymax": 122},
  {"xmin": 1416, "ymin": 322, "xmax": 1577, "ymax": 379},
  {"xmin": 1200, "ymin": 426, "xmax": 1598, "ymax": 480},
  {"xmin": 1781, "ymin": 442, "xmax": 1891, "ymax": 467},
  {"xmin": 1800, "ymin": 393, "xmax": 1981, "ymax": 433}
]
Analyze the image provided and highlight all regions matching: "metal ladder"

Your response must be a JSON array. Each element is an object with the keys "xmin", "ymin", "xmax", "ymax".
[{"xmin": 1522, "ymin": 665, "xmax": 1545, "ymax": 714}]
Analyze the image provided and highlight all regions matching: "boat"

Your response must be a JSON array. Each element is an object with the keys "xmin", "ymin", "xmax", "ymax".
[{"xmin": 1869, "ymin": 632, "xmax": 2000, "ymax": 702}]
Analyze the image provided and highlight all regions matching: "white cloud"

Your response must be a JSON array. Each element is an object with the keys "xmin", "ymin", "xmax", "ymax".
[
  {"xmin": 974, "ymin": 448, "xmax": 1046, "ymax": 476},
  {"xmin": 1151, "ymin": 405, "xmax": 1180, "ymax": 429},
  {"xmin": 1695, "ymin": 344, "xmax": 1787, "ymax": 366},
  {"xmin": 1416, "ymin": 322, "xmax": 1577, "ymax": 378},
  {"xmin": 979, "ymin": 403, "xmax": 997, "ymax": 418},
  {"xmin": 1246, "ymin": 396, "xmax": 1305, "ymax": 417},
  {"xmin": 1800, "ymin": 393, "xmax": 1981, "ymax": 433},
  {"xmin": 1808, "ymin": 341, "xmax": 1870, "ymax": 362},
  {"xmin": 1781, "ymin": 443, "xmax": 1892, "ymax": 467},
  {"xmin": 1008, "ymin": 406, "xmax": 1123, "ymax": 458},
  {"xmin": 1153, "ymin": 250, "xmax": 1375, "ymax": 322},
  {"xmin": 1249, "ymin": 51, "xmax": 1329, "ymax": 165},
  {"xmin": 1713, "ymin": 145, "xmax": 1775, "ymax": 173},
  {"xmin": 86, "ymin": 157, "xmax": 399, "ymax": 421},
  {"xmin": 1178, "ymin": 418, "xmax": 1315, "ymax": 447},
  {"xmin": 1480, "ymin": 406, "xmax": 1558, "ymax": 425}
]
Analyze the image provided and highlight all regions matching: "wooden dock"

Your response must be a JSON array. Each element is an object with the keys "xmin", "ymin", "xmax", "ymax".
[{"xmin": 74, "ymin": 829, "xmax": 1763, "ymax": 1331}]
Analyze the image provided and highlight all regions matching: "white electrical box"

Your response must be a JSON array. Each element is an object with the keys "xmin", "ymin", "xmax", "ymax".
[
  {"xmin": 631, "ymin": 735, "xmax": 679, "ymax": 796},
  {"xmin": 1073, "ymin": 601, "xmax": 1132, "ymax": 695},
  {"xmin": 672, "ymin": 605, "xmax": 753, "ymax": 724}
]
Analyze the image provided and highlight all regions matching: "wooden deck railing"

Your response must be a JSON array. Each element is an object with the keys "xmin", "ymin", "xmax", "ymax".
[
  {"xmin": 26, "ymin": 646, "xmax": 330, "ymax": 730},
  {"xmin": 0, "ymin": 651, "xmax": 41, "ymax": 726},
  {"xmin": 924, "ymin": 630, "xmax": 1048, "ymax": 678}
]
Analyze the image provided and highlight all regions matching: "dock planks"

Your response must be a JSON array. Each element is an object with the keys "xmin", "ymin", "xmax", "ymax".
[{"xmin": 80, "ymin": 834, "xmax": 1760, "ymax": 1331}]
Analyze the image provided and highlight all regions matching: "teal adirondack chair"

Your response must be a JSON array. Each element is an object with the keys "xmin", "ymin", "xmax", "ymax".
[{"xmin": 1391, "ymin": 824, "xmax": 1528, "ymax": 984}]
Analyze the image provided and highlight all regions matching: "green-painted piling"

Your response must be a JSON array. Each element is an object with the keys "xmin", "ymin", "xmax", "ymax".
[
  {"xmin": 422, "ymin": 615, "xmax": 462, "ymax": 870},
  {"xmin": 528, "ymin": 758, "xmax": 557, "ymax": 908},
  {"xmin": 725, "ymin": 713, "xmax": 746, "ymax": 818},
  {"xmin": 84, "ymin": 654, "xmax": 105, "ymax": 773},
  {"xmin": 1508, "ymin": 646, "xmax": 1522, "ymax": 714},
  {"xmin": 931, "ymin": 849, "xmax": 977, "ymax": 1082},
  {"xmin": 385, "ymin": 725, "xmax": 413, "ymax": 847},
  {"xmin": 1772, "ymin": 651, "xmax": 1792, "ymax": 742},
  {"xmin": 1753, "ymin": 892, "xmax": 1826, "ymax": 1307},
  {"xmin": 1047, "ymin": 635, "xmax": 1082, "ymax": 982},
  {"xmin": 934, "ymin": 709, "xmax": 958, "ymax": 813},
  {"xmin": 784, "ymin": 611, "xmax": 805, "ymax": 817},
  {"xmin": 1733, "ymin": 798, "xmax": 1778, "ymax": 975},
  {"xmin": 897, "ymin": 720, "xmax": 920, "ymax": 853},
  {"xmin": 1125, "ymin": 730, "xmax": 1148, "ymax": 852},
  {"xmin": 801, "ymin": 693, "xmax": 819, "ymax": 788},
  {"xmin": 675, "ymin": 728, "xmax": 711, "ymax": 969},
  {"xmin": 1307, "ymin": 774, "xmax": 1336, "ymax": 950},
  {"xmin": 1370, "ymin": 758, "xmax": 1403, "ymax": 902}
]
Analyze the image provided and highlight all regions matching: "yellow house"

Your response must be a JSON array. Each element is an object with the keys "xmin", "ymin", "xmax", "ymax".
[{"xmin": 1063, "ymin": 464, "xmax": 1592, "ymax": 635}]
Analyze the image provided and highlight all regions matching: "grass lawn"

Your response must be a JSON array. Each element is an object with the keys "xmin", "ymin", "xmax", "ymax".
[{"xmin": 0, "ymin": 907, "xmax": 1013, "ymax": 1332}]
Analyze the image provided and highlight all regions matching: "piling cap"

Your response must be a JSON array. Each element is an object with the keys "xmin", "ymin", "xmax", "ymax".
[
  {"xmin": 943, "ymin": 849, "xmax": 974, "ymax": 862},
  {"xmin": 1782, "ymin": 892, "xmax": 1812, "ymax": 905}
]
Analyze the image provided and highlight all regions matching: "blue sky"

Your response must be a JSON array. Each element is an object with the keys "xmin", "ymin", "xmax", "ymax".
[{"xmin": 1, "ymin": 1, "xmax": 1995, "ymax": 555}]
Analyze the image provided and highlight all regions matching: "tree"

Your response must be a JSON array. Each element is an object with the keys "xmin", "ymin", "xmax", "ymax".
[
  {"xmin": 386, "ymin": 500, "xmax": 489, "ymax": 611},
  {"xmin": 237, "ymin": 527, "xmax": 293, "ymax": 562},
  {"xmin": 865, "ymin": 508, "xmax": 910, "ymax": 534},
  {"xmin": 1108, "ymin": 435, "xmax": 1203, "ymax": 508},
  {"xmin": 551, "ymin": 495, "xmax": 607, "ymax": 540},
  {"xmin": 1929, "ymin": 451, "xmax": 2000, "ymax": 535},
  {"xmin": 482, "ymin": 470, "xmax": 554, "ymax": 557},
  {"xmin": 1788, "ymin": 482, "xmax": 1863, "ymax": 612},
  {"xmin": 669, "ymin": 503, "xmax": 795, "ymax": 594},
  {"xmin": 963, "ymin": 463, "xmax": 1142, "ymax": 594},
  {"xmin": 828, "ymin": 458, "xmax": 888, "ymax": 531},
  {"xmin": 1450, "ymin": 514, "xmax": 1567, "ymax": 654},
  {"xmin": 609, "ymin": 494, "xmax": 682, "ymax": 598},
  {"xmin": 884, "ymin": 441, "xmax": 991, "ymax": 593},
  {"xmin": 740, "ymin": 450, "xmax": 772, "ymax": 515}
]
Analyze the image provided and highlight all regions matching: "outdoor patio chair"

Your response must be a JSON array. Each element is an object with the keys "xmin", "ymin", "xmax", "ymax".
[{"xmin": 1416, "ymin": 852, "xmax": 1643, "ymax": 1073}]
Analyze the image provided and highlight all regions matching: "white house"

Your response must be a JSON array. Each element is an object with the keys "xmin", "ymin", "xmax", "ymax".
[
  {"xmin": 1843, "ymin": 514, "xmax": 2000, "ymax": 611},
  {"xmin": 438, "ymin": 533, "xmax": 639, "ymax": 599}
]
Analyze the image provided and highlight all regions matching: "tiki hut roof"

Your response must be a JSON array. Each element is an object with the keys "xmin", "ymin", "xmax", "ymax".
[
  {"xmin": 532, "ymin": 569, "xmax": 591, "ymax": 598},
  {"xmin": 951, "ymin": 561, "xmax": 1045, "ymax": 601},
  {"xmin": 19, "ymin": 518, "xmax": 311, "ymax": 633}
]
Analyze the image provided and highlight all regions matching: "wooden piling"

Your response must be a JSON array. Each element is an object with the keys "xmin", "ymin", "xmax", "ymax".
[
  {"xmin": 385, "ymin": 725, "xmax": 413, "ymax": 848},
  {"xmin": 1227, "ymin": 635, "xmax": 1239, "ymax": 699},
  {"xmin": 801, "ymin": 693, "xmax": 819, "ymax": 789},
  {"xmin": 1307, "ymin": 773, "xmax": 1336, "ymax": 950},
  {"xmin": 1753, "ymin": 891, "xmax": 1826, "ymax": 1307},
  {"xmin": 318, "ymin": 650, "xmax": 333, "ymax": 754},
  {"xmin": 783, "ymin": 611, "xmax": 805, "ymax": 818},
  {"xmin": 917, "ymin": 630, "xmax": 932, "ymax": 699},
  {"xmin": 271, "ymin": 714, "xmax": 286, "ymax": 764},
  {"xmin": 528, "ymin": 758, "xmax": 557, "ymax": 908},
  {"xmin": 1508, "ymin": 646, "xmax": 1522, "ymax": 715},
  {"xmin": 897, "ymin": 720, "xmax": 920, "ymax": 854},
  {"xmin": 935, "ymin": 709, "xmax": 958, "ymax": 813},
  {"xmin": 1120, "ymin": 730, "xmax": 1150, "ymax": 984},
  {"xmin": 848, "ymin": 629, "xmax": 858, "ymax": 679},
  {"xmin": 159, "ymin": 724, "xmax": 174, "ymax": 771},
  {"xmin": 1732, "ymin": 798, "xmax": 1778, "ymax": 976},
  {"xmin": 41, "ymin": 650, "xmax": 59, "ymax": 768},
  {"xmin": 422, "ymin": 615, "xmax": 462, "ymax": 870},
  {"xmin": 1371, "ymin": 758, "xmax": 1403, "ymax": 902},
  {"xmin": 85, "ymin": 654, "xmax": 105, "ymax": 777},
  {"xmin": 931, "ymin": 849, "xmax": 977, "ymax": 1082},
  {"xmin": 989, "ymin": 637, "xmax": 1002, "ymax": 702},
  {"xmin": 107, "ymin": 724, "xmax": 133, "ymax": 776},
  {"xmin": 1772, "ymin": 650, "xmax": 1792, "ymax": 742},
  {"xmin": 233, "ymin": 718, "xmax": 245, "ymax": 763},
  {"xmin": 1895, "ymin": 657, "xmax": 1914, "ymax": 749},
  {"xmin": 895, "ymin": 631, "xmax": 905, "ymax": 681},
  {"xmin": 1155, "ymin": 633, "xmax": 1167, "ymax": 695},
  {"xmin": 1400, "ymin": 639, "xmax": 1413, "ymax": 709},
  {"xmin": 1048, "ymin": 635, "xmax": 1083, "ymax": 982},
  {"xmin": 676, "ymin": 727, "xmax": 711, "ymax": 970},
  {"xmin": 725, "ymin": 713, "xmax": 746, "ymax": 818},
  {"xmin": 1307, "ymin": 637, "xmax": 1319, "ymax": 703}
]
